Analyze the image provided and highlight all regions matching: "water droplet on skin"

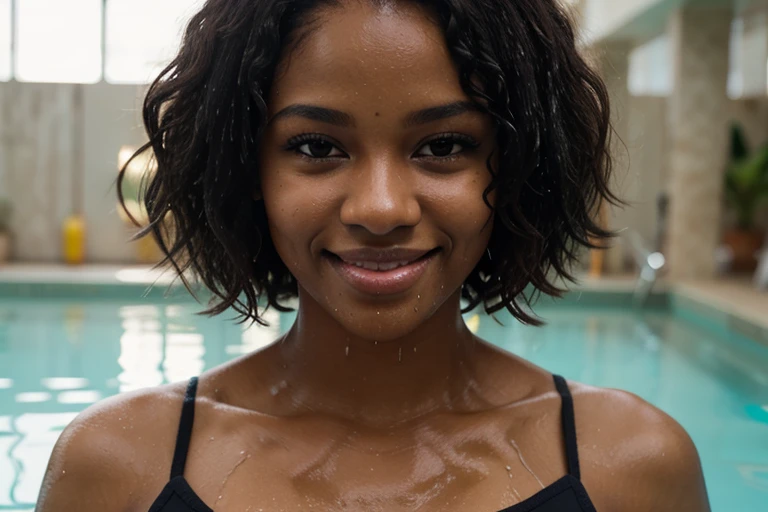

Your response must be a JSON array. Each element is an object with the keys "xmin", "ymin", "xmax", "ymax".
[
  {"xmin": 210, "ymin": 436, "xmax": 215, "ymax": 441},
  {"xmin": 506, "ymin": 465, "xmax": 512, "ymax": 471},
  {"xmin": 413, "ymin": 346, "xmax": 417, "ymax": 353},
  {"xmin": 417, "ymin": 294, "xmax": 421, "ymax": 300},
  {"xmin": 414, "ymin": 307, "xmax": 419, "ymax": 312},
  {"xmin": 510, "ymin": 439, "xmax": 545, "ymax": 489},
  {"xmin": 376, "ymin": 311, "xmax": 380, "ymax": 315},
  {"xmin": 345, "ymin": 346, "xmax": 349, "ymax": 356}
]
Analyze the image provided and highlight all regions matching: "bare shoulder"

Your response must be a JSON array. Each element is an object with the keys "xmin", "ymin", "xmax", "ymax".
[
  {"xmin": 36, "ymin": 382, "xmax": 187, "ymax": 512},
  {"xmin": 567, "ymin": 381, "xmax": 711, "ymax": 512}
]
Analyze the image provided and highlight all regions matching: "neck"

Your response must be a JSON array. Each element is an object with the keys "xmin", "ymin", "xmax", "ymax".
[{"xmin": 269, "ymin": 289, "xmax": 485, "ymax": 428}]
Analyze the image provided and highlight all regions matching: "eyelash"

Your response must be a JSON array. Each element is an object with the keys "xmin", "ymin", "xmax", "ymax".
[{"xmin": 282, "ymin": 132, "xmax": 481, "ymax": 163}]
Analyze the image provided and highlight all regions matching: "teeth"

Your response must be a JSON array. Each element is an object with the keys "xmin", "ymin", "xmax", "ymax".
[{"xmin": 350, "ymin": 260, "xmax": 412, "ymax": 271}]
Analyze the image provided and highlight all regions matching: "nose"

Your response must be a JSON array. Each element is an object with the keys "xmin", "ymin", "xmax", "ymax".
[{"xmin": 339, "ymin": 159, "xmax": 422, "ymax": 235}]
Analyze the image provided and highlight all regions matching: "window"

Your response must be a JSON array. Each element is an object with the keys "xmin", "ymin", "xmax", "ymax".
[
  {"xmin": 105, "ymin": 0, "xmax": 204, "ymax": 84},
  {"xmin": 629, "ymin": 18, "xmax": 766, "ymax": 99},
  {"xmin": 15, "ymin": 0, "xmax": 102, "ymax": 83},
  {"xmin": 0, "ymin": 0, "xmax": 10, "ymax": 81},
  {"xmin": 734, "ymin": 13, "xmax": 768, "ymax": 98},
  {"xmin": 628, "ymin": 35, "xmax": 671, "ymax": 97},
  {"xmin": 728, "ymin": 17, "xmax": 744, "ymax": 98}
]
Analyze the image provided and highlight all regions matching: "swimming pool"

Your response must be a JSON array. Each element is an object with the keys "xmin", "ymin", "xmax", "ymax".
[{"xmin": 1, "ymin": 288, "xmax": 767, "ymax": 511}]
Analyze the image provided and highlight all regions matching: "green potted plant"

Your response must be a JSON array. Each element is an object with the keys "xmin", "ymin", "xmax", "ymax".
[
  {"xmin": 0, "ymin": 198, "xmax": 12, "ymax": 264},
  {"xmin": 723, "ymin": 124, "xmax": 768, "ymax": 272}
]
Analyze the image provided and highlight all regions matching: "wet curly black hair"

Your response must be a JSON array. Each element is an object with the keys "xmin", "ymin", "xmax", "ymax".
[{"xmin": 118, "ymin": 0, "xmax": 621, "ymax": 327}]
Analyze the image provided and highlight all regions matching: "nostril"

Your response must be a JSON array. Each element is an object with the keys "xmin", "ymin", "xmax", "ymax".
[
  {"xmin": 323, "ymin": 250, "xmax": 342, "ymax": 261},
  {"xmin": 338, "ymin": 188, "xmax": 422, "ymax": 235}
]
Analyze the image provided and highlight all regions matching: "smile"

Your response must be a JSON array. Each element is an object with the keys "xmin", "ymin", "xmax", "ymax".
[
  {"xmin": 324, "ymin": 248, "xmax": 440, "ymax": 296},
  {"xmin": 347, "ymin": 260, "xmax": 414, "ymax": 271}
]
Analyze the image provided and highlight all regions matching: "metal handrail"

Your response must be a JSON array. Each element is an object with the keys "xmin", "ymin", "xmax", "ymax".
[{"xmin": 622, "ymin": 229, "xmax": 666, "ymax": 307}]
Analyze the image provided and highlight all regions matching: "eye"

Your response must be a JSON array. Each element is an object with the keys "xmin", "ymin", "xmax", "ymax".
[
  {"xmin": 283, "ymin": 132, "xmax": 480, "ymax": 162},
  {"xmin": 415, "ymin": 134, "xmax": 480, "ymax": 160},
  {"xmin": 285, "ymin": 134, "xmax": 346, "ymax": 160}
]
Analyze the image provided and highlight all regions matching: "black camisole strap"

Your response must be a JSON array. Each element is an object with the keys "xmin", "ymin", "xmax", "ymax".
[
  {"xmin": 170, "ymin": 376, "xmax": 199, "ymax": 479},
  {"xmin": 552, "ymin": 374, "xmax": 581, "ymax": 481}
]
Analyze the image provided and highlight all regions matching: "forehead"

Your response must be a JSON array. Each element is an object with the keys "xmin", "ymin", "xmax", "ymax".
[{"xmin": 270, "ymin": 1, "xmax": 466, "ymax": 109}]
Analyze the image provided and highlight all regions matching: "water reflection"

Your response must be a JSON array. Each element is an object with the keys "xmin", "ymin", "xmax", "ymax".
[
  {"xmin": 41, "ymin": 377, "xmax": 89, "ymax": 390},
  {"xmin": 14, "ymin": 392, "xmax": 52, "ymax": 403},
  {"xmin": 0, "ymin": 412, "xmax": 77, "ymax": 507},
  {"xmin": 738, "ymin": 465, "xmax": 768, "ymax": 492},
  {"xmin": 164, "ymin": 333, "xmax": 205, "ymax": 384},
  {"xmin": 117, "ymin": 304, "xmax": 164, "ymax": 392},
  {"xmin": 56, "ymin": 390, "xmax": 102, "ymax": 405}
]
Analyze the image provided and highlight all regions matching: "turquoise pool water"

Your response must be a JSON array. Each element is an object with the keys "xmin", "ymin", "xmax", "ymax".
[{"xmin": 0, "ymin": 293, "xmax": 767, "ymax": 511}]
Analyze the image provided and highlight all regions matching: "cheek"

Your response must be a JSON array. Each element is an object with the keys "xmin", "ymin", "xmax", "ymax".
[
  {"xmin": 261, "ymin": 173, "xmax": 338, "ymax": 270},
  {"xmin": 432, "ymin": 171, "xmax": 494, "ymax": 257},
  {"xmin": 261, "ymin": 176, "xmax": 314, "ymax": 264}
]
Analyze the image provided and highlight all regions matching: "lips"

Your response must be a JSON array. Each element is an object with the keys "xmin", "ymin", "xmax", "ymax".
[{"xmin": 324, "ymin": 248, "xmax": 439, "ymax": 296}]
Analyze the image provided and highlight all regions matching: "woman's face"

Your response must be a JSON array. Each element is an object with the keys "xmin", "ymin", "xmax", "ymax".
[{"xmin": 259, "ymin": 1, "xmax": 496, "ymax": 342}]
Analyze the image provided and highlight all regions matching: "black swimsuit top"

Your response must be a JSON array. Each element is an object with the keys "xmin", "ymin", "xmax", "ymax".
[{"xmin": 148, "ymin": 374, "xmax": 598, "ymax": 512}]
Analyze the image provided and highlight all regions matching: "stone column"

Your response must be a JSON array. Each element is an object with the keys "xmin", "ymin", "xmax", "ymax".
[
  {"xmin": 666, "ymin": 6, "xmax": 732, "ymax": 279},
  {"xmin": 596, "ymin": 41, "xmax": 632, "ymax": 275}
]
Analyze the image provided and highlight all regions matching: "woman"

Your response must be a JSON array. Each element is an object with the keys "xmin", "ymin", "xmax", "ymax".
[{"xmin": 37, "ymin": 0, "xmax": 710, "ymax": 510}]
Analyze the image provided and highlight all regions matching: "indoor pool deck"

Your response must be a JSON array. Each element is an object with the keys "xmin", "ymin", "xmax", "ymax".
[{"xmin": 579, "ymin": 273, "xmax": 768, "ymax": 346}]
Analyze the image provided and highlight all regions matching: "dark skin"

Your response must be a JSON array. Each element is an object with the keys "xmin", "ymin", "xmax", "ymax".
[{"xmin": 36, "ymin": 2, "xmax": 710, "ymax": 511}]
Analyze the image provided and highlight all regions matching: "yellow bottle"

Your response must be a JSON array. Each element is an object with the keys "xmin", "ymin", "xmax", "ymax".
[{"xmin": 63, "ymin": 214, "xmax": 86, "ymax": 265}]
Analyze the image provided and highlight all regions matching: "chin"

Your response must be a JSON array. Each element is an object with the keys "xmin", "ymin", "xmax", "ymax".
[
  {"xmin": 330, "ymin": 297, "xmax": 445, "ymax": 343},
  {"xmin": 344, "ymin": 319, "xmax": 421, "ymax": 344}
]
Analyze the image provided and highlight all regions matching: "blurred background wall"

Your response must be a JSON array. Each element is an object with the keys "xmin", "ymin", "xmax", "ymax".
[
  {"xmin": 0, "ymin": 0, "xmax": 203, "ymax": 264},
  {"xmin": 575, "ymin": 0, "xmax": 768, "ymax": 278},
  {"xmin": 0, "ymin": 0, "xmax": 767, "ymax": 276},
  {"xmin": 0, "ymin": 82, "xmax": 146, "ymax": 262}
]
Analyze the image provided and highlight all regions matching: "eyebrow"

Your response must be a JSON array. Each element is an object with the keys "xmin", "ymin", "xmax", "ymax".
[{"xmin": 268, "ymin": 101, "xmax": 481, "ymax": 128}]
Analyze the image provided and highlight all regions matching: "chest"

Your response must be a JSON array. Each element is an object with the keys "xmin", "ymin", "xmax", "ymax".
[{"xmin": 142, "ymin": 414, "xmax": 573, "ymax": 512}]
